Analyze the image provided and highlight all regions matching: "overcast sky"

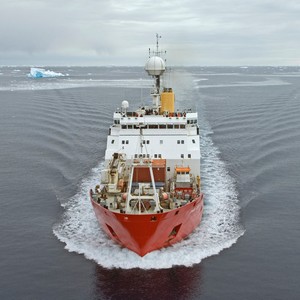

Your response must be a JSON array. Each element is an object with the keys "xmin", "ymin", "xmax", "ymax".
[{"xmin": 1, "ymin": 0, "xmax": 299, "ymax": 66}]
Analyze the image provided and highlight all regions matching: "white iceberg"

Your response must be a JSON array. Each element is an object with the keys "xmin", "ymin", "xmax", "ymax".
[{"xmin": 28, "ymin": 67, "xmax": 65, "ymax": 78}]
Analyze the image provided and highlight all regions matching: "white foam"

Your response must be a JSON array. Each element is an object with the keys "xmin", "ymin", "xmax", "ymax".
[
  {"xmin": 53, "ymin": 121, "xmax": 244, "ymax": 269},
  {"xmin": 193, "ymin": 78, "xmax": 208, "ymax": 82}
]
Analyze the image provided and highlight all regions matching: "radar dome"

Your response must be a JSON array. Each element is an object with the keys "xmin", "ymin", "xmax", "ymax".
[
  {"xmin": 145, "ymin": 56, "xmax": 165, "ymax": 76},
  {"xmin": 122, "ymin": 100, "xmax": 129, "ymax": 109}
]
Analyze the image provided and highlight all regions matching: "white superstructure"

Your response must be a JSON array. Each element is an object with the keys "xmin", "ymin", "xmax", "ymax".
[{"xmin": 104, "ymin": 34, "xmax": 200, "ymax": 184}]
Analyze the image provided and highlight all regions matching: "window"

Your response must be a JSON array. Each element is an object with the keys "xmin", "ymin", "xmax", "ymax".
[
  {"xmin": 122, "ymin": 140, "xmax": 125, "ymax": 144},
  {"xmin": 154, "ymin": 154, "xmax": 158, "ymax": 158},
  {"xmin": 167, "ymin": 124, "xmax": 173, "ymax": 129},
  {"xmin": 122, "ymin": 125, "xmax": 126, "ymax": 129},
  {"xmin": 106, "ymin": 224, "xmax": 117, "ymax": 238},
  {"xmin": 181, "ymin": 140, "xmax": 184, "ymax": 144},
  {"xmin": 160, "ymin": 140, "xmax": 163, "ymax": 144},
  {"xmin": 168, "ymin": 224, "xmax": 182, "ymax": 237},
  {"xmin": 126, "ymin": 140, "xmax": 129, "ymax": 144},
  {"xmin": 188, "ymin": 154, "xmax": 191, "ymax": 158},
  {"xmin": 192, "ymin": 139, "xmax": 195, "ymax": 144},
  {"xmin": 111, "ymin": 140, "xmax": 115, "ymax": 144},
  {"xmin": 167, "ymin": 167, "xmax": 170, "ymax": 171},
  {"xmin": 177, "ymin": 140, "xmax": 180, "ymax": 144},
  {"xmin": 158, "ymin": 154, "xmax": 162, "ymax": 158},
  {"xmin": 181, "ymin": 154, "xmax": 184, "ymax": 158},
  {"xmin": 147, "ymin": 140, "xmax": 150, "ymax": 144},
  {"xmin": 180, "ymin": 125, "xmax": 185, "ymax": 129},
  {"xmin": 160, "ymin": 124, "xmax": 166, "ymax": 129}
]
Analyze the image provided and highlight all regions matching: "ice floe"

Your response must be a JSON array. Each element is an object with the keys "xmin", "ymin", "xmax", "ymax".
[{"xmin": 28, "ymin": 67, "xmax": 65, "ymax": 78}]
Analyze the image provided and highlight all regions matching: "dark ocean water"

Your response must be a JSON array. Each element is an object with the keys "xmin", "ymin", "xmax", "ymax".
[{"xmin": 0, "ymin": 66, "xmax": 299, "ymax": 299}]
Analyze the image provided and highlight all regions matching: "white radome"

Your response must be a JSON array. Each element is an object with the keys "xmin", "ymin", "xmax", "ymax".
[
  {"xmin": 145, "ymin": 56, "xmax": 166, "ymax": 76},
  {"xmin": 121, "ymin": 100, "xmax": 129, "ymax": 109}
]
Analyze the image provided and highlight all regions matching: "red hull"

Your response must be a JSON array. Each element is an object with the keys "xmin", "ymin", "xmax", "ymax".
[{"xmin": 90, "ymin": 190, "xmax": 204, "ymax": 256}]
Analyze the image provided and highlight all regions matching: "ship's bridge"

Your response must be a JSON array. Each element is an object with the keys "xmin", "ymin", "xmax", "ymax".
[{"xmin": 111, "ymin": 111, "xmax": 198, "ymax": 132}]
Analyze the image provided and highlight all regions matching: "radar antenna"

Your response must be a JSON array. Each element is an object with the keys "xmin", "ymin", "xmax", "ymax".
[
  {"xmin": 156, "ymin": 33, "xmax": 161, "ymax": 55},
  {"xmin": 144, "ymin": 34, "xmax": 167, "ymax": 111}
]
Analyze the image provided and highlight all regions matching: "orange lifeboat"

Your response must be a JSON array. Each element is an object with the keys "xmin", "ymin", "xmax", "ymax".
[{"xmin": 175, "ymin": 166, "xmax": 191, "ymax": 173}]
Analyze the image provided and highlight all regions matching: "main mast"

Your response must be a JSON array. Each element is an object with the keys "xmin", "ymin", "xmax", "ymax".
[
  {"xmin": 145, "ymin": 34, "xmax": 175, "ymax": 116},
  {"xmin": 145, "ymin": 34, "xmax": 166, "ymax": 113}
]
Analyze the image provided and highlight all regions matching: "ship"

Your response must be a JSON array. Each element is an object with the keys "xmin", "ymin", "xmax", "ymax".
[{"xmin": 90, "ymin": 35, "xmax": 204, "ymax": 257}]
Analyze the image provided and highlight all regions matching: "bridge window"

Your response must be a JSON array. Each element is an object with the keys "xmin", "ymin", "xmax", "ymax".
[{"xmin": 149, "ymin": 125, "xmax": 158, "ymax": 129}]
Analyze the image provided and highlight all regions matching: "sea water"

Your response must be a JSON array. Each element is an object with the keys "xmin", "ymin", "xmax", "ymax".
[{"xmin": 1, "ymin": 66, "xmax": 299, "ymax": 299}]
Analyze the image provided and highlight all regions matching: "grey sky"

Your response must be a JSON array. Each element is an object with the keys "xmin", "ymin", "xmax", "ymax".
[{"xmin": 1, "ymin": 0, "xmax": 299, "ymax": 66}]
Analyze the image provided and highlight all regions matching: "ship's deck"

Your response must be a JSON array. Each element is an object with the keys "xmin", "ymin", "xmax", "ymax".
[{"xmin": 91, "ymin": 187, "xmax": 197, "ymax": 215}]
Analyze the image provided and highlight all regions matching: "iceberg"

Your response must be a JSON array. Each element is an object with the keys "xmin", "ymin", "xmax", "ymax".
[{"xmin": 28, "ymin": 67, "xmax": 65, "ymax": 78}]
